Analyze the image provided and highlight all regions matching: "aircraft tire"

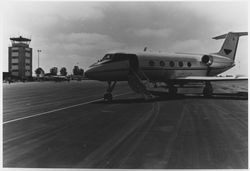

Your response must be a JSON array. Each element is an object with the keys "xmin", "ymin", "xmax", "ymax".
[
  {"xmin": 169, "ymin": 86, "xmax": 177, "ymax": 96},
  {"xmin": 104, "ymin": 93, "xmax": 113, "ymax": 102}
]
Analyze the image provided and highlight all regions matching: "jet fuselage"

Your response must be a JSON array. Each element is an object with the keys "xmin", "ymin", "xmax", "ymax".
[{"xmin": 85, "ymin": 52, "xmax": 234, "ymax": 82}]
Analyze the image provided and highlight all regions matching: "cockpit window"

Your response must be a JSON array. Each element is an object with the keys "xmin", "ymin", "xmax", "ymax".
[
  {"xmin": 101, "ymin": 54, "xmax": 113, "ymax": 61},
  {"xmin": 99, "ymin": 53, "xmax": 136, "ymax": 63},
  {"xmin": 100, "ymin": 54, "xmax": 114, "ymax": 62},
  {"xmin": 113, "ymin": 53, "xmax": 130, "ymax": 61},
  {"xmin": 100, "ymin": 53, "xmax": 132, "ymax": 62}
]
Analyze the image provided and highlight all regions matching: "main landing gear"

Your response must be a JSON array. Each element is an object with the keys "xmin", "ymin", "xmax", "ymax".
[
  {"xmin": 166, "ymin": 82, "xmax": 177, "ymax": 96},
  {"xmin": 203, "ymin": 81, "xmax": 213, "ymax": 97},
  {"xmin": 104, "ymin": 81, "xmax": 117, "ymax": 102},
  {"xmin": 169, "ymin": 86, "xmax": 177, "ymax": 96}
]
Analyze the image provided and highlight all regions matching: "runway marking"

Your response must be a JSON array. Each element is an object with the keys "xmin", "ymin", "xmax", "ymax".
[{"xmin": 3, "ymin": 92, "xmax": 130, "ymax": 125}]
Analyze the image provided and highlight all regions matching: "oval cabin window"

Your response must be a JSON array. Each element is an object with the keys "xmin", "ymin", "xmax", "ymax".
[
  {"xmin": 187, "ymin": 62, "xmax": 192, "ymax": 67},
  {"xmin": 160, "ymin": 61, "xmax": 165, "ymax": 67},
  {"xmin": 169, "ymin": 61, "xmax": 175, "ymax": 67},
  {"xmin": 149, "ymin": 60, "xmax": 155, "ymax": 66}
]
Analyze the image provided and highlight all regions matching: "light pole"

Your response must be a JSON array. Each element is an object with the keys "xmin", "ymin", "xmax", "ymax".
[{"xmin": 37, "ymin": 50, "xmax": 41, "ymax": 68}]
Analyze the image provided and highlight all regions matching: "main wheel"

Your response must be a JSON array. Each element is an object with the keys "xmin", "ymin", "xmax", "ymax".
[
  {"xmin": 104, "ymin": 93, "xmax": 113, "ymax": 102},
  {"xmin": 169, "ymin": 86, "xmax": 177, "ymax": 96}
]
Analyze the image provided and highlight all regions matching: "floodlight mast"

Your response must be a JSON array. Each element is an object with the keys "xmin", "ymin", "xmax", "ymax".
[{"xmin": 37, "ymin": 50, "xmax": 42, "ymax": 68}]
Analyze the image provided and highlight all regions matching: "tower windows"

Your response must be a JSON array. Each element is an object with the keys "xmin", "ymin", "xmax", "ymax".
[{"xmin": 11, "ymin": 52, "xmax": 19, "ymax": 57}]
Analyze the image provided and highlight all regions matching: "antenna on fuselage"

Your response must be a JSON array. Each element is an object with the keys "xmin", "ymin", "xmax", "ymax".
[{"xmin": 143, "ymin": 47, "xmax": 147, "ymax": 52}]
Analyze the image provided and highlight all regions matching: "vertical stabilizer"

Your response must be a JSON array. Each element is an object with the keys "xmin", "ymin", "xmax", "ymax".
[{"xmin": 213, "ymin": 32, "xmax": 247, "ymax": 60}]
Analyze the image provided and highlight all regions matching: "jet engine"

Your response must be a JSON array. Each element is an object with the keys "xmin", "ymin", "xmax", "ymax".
[{"xmin": 201, "ymin": 55, "xmax": 213, "ymax": 65}]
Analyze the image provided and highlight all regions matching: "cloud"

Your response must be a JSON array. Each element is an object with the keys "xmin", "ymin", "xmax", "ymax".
[
  {"xmin": 131, "ymin": 28, "xmax": 172, "ymax": 38},
  {"xmin": 169, "ymin": 39, "xmax": 206, "ymax": 53},
  {"xmin": 2, "ymin": 1, "xmax": 248, "ymax": 75},
  {"xmin": 29, "ymin": 32, "xmax": 125, "ymax": 72},
  {"xmin": 44, "ymin": 32, "xmax": 124, "ymax": 55},
  {"xmin": 2, "ymin": 1, "xmax": 105, "ymax": 37},
  {"xmin": 182, "ymin": 2, "xmax": 248, "ymax": 29},
  {"xmin": 3, "ymin": 2, "xmax": 105, "ymax": 21}
]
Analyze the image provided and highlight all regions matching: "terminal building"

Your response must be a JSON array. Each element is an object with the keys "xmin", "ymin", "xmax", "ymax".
[{"xmin": 8, "ymin": 36, "xmax": 32, "ymax": 79}]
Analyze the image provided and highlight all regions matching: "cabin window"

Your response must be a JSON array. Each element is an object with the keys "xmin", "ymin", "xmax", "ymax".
[
  {"xmin": 149, "ymin": 60, "xmax": 155, "ymax": 66},
  {"xmin": 160, "ymin": 61, "xmax": 165, "ymax": 67},
  {"xmin": 169, "ymin": 61, "xmax": 175, "ymax": 67},
  {"xmin": 178, "ymin": 61, "xmax": 183, "ymax": 67},
  {"xmin": 187, "ymin": 62, "xmax": 192, "ymax": 67}
]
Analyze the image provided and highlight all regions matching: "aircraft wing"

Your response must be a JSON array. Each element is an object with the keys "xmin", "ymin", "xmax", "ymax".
[{"xmin": 175, "ymin": 76, "xmax": 248, "ymax": 81}]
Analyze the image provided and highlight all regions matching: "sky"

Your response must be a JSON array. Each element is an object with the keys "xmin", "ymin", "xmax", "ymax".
[{"xmin": 1, "ymin": 1, "xmax": 248, "ymax": 75}]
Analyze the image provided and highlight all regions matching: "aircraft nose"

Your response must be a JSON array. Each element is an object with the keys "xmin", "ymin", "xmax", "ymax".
[
  {"xmin": 84, "ymin": 68, "xmax": 91, "ymax": 79},
  {"xmin": 84, "ymin": 67, "xmax": 97, "ymax": 80}
]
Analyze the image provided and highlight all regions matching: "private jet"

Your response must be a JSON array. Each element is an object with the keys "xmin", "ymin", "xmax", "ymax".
[{"xmin": 85, "ymin": 32, "xmax": 248, "ymax": 102}]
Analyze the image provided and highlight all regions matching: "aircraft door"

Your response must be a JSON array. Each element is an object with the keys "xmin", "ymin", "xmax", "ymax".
[{"xmin": 129, "ymin": 54, "xmax": 139, "ymax": 72}]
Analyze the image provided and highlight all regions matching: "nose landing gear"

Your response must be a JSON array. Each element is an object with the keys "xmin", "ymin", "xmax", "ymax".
[{"xmin": 104, "ymin": 81, "xmax": 117, "ymax": 102}]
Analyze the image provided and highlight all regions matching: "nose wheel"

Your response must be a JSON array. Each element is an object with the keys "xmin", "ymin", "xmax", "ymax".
[
  {"xmin": 104, "ymin": 81, "xmax": 117, "ymax": 102},
  {"xmin": 104, "ymin": 93, "xmax": 113, "ymax": 102}
]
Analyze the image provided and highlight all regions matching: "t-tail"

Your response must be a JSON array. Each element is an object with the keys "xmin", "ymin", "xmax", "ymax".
[{"xmin": 213, "ymin": 32, "xmax": 248, "ymax": 60}]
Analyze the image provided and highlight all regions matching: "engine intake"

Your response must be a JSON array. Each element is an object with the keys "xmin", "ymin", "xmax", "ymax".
[{"xmin": 201, "ymin": 55, "xmax": 213, "ymax": 65}]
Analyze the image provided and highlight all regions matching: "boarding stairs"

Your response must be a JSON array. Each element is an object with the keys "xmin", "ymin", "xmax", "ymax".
[{"xmin": 128, "ymin": 68, "xmax": 154, "ymax": 99}]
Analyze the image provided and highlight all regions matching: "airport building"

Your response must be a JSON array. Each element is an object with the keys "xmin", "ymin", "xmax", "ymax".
[{"xmin": 8, "ymin": 36, "xmax": 32, "ymax": 79}]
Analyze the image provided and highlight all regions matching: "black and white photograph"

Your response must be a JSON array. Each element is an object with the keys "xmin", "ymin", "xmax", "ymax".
[{"xmin": 2, "ymin": 1, "xmax": 248, "ymax": 169}]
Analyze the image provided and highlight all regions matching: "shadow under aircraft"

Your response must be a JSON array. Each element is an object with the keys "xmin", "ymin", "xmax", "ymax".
[{"xmin": 93, "ymin": 91, "xmax": 248, "ymax": 104}]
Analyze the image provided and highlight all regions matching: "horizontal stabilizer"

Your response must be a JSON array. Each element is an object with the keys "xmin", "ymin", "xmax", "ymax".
[{"xmin": 213, "ymin": 32, "xmax": 248, "ymax": 40}]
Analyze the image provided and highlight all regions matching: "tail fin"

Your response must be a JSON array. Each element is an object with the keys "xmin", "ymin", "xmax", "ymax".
[{"xmin": 213, "ymin": 32, "xmax": 248, "ymax": 60}]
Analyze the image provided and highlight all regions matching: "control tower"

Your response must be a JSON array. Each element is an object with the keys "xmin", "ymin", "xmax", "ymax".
[{"xmin": 8, "ymin": 36, "xmax": 33, "ymax": 79}]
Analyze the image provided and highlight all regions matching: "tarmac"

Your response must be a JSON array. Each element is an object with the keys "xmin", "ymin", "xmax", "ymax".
[{"xmin": 2, "ymin": 80, "xmax": 248, "ymax": 169}]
